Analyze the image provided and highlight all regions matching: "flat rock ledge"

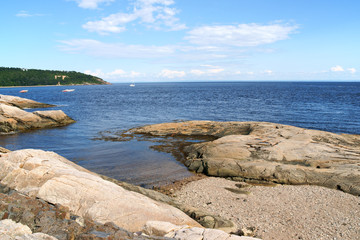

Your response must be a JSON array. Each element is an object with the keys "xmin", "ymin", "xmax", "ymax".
[
  {"xmin": 0, "ymin": 103, "xmax": 75, "ymax": 134},
  {"xmin": 129, "ymin": 121, "xmax": 360, "ymax": 196},
  {"xmin": 0, "ymin": 94, "xmax": 54, "ymax": 109}
]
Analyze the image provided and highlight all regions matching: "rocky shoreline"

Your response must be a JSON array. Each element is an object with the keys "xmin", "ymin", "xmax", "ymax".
[
  {"xmin": 125, "ymin": 121, "xmax": 360, "ymax": 196},
  {"xmin": 1, "ymin": 96, "xmax": 359, "ymax": 239},
  {"xmin": 0, "ymin": 94, "xmax": 75, "ymax": 134}
]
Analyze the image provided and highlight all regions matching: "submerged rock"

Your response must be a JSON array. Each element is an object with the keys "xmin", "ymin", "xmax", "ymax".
[
  {"xmin": 129, "ymin": 121, "xmax": 360, "ymax": 196},
  {"xmin": 0, "ymin": 149, "xmax": 201, "ymax": 232},
  {"xmin": 0, "ymin": 94, "xmax": 54, "ymax": 109}
]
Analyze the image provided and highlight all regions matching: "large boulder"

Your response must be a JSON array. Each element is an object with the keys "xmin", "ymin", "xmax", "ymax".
[
  {"xmin": 129, "ymin": 121, "xmax": 360, "ymax": 196},
  {"xmin": 0, "ymin": 149, "xmax": 201, "ymax": 232},
  {"xmin": 0, "ymin": 94, "xmax": 54, "ymax": 109},
  {"xmin": 0, "ymin": 104, "xmax": 75, "ymax": 133}
]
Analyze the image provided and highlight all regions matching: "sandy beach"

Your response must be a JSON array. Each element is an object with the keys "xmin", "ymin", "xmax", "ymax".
[{"xmin": 174, "ymin": 177, "xmax": 360, "ymax": 240}]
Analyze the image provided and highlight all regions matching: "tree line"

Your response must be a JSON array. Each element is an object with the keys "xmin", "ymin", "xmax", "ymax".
[{"xmin": 0, "ymin": 67, "xmax": 108, "ymax": 86}]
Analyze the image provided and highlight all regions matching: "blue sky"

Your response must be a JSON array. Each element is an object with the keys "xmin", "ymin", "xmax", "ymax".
[{"xmin": 1, "ymin": 0, "xmax": 360, "ymax": 82}]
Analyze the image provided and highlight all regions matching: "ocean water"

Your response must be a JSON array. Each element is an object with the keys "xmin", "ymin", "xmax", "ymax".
[{"xmin": 0, "ymin": 82, "xmax": 359, "ymax": 187}]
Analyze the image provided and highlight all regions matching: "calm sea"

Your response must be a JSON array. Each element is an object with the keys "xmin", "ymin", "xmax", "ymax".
[{"xmin": 0, "ymin": 82, "xmax": 359, "ymax": 187}]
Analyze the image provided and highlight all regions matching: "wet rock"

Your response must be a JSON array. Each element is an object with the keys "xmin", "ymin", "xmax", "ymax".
[{"xmin": 129, "ymin": 121, "xmax": 360, "ymax": 196}]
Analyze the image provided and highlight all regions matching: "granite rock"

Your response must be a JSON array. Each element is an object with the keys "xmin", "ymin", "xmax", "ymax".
[
  {"xmin": 0, "ymin": 104, "xmax": 75, "ymax": 133},
  {"xmin": 0, "ymin": 149, "xmax": 201, "ymax": 232},
  {"xmin": 0, "ymin": 94, "xmax": 54, "ymax": 109},
  {"xmin": 130, "ymin": 121, "xmax": 360, "ymax": 195},
  {"xmin": 0, "ymin": 219, "xmax": 58, "ymax": 240},
  {"xmin": 143, "ymin": 221, "xmax": 261, "ymax": 240}
]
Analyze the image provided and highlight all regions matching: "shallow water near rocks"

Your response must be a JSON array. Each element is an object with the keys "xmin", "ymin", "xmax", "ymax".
[{"xmin": 0, "ymin": 82, "xmax": 359, "ymax": 188}]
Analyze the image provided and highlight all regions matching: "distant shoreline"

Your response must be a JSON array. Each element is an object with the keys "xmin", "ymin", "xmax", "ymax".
[{"xmin": 0, "ymin": 83, "xmax": 111, "ymax": 89}]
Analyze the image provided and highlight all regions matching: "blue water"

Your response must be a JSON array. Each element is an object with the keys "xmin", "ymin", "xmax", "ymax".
[{"xmin": 0, "ymin": 82, "xmax": 359, "ymax": 187}]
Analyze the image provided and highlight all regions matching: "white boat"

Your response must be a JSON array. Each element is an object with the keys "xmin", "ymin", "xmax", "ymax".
[
  {"xmin": 62, "ymin": 89, "xmax": 75, "ymax": 92},
  {"xmin": 129, "ymin": 83, "xmax": 135, "ymax": 87},
  {"xmin": 19, "ymin": 90, "xmax": 28, "ymax": 93}
]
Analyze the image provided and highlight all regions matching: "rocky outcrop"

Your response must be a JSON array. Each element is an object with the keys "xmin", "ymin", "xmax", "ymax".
[
  {"xmin": 0, "ymin": 219, "xmax": 57, "ymax": 240},
  {"xmin": 0, "ymin": 149, "xmax": 201, "ymax": 232},
  {"xmin": 0, "ymin": 187, "xmax": 169, "ymax": 240},
  {"xmin": 0, "ymin": 94, "xmax": 54, "ymax": 109},
  {"xmin": 143, "ymin": 221, "xmax": 261, "ymax": 240},
  {"xmin": 0, "ymin": 104, "xmax": 75, "ymax": 133},
  {"xmin": 128, "ymin": 121, "xmax": 360, "ymax": 196}
]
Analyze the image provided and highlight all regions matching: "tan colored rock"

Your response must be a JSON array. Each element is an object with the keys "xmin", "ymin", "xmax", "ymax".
[
  {"xmin": 144, "ymin": 221, "xmax": 261, "ymax": 240},
  {"xmin": 0, "ymin": 103, "xmax": 74, "ymax": 133},
  {"xmin": 0, "ymin": 94, "xmax": 54, "ymax": 109},
  {"xmin": 0, "ymin": 149, "xmax": 201, "ymax": 232},
  {"xmin": 0, "ymin": 219, "xmax": 58, "ymax": 240},
  {"xmin": 130, "ymin": 121, "xmax": 360, "ymax": 195}
]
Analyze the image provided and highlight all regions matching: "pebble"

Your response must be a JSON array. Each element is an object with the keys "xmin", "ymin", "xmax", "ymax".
[{"xmin": 175, "ymin": 177, "xmax": 360, "ymax": 240}]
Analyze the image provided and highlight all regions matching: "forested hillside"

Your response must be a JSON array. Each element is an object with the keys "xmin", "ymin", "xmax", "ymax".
[{"xmin": 0, "ymin": 67, "xmax": 109, "ymax": 86}]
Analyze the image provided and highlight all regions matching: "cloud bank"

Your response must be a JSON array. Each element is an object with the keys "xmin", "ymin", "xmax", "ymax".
[
  {"xmin": 185, "ymin": 23, "xmax": 298, "ymax": 47},
  {"xmin": 83, "ymin": 0, "xmax": 186, "ymax": 34},
  {"xmin": 71, "ymin": 0, "xmax": 114, "ymax": 9}
]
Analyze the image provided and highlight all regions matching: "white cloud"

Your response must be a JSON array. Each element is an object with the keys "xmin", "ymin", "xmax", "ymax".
[
  {"xmin": 264, "ymin": 70, "xmax": 273, "ymax": 74},
  {"xmin": 130, "ymin": 71, "xmax": 142, "ymax": 77},
  {"xmin": 58, "ymin": 39, "xmax": 175, "ymax": 58},
  {"xmin": 83, "ymin": 0, "xmax": 186, "ymax": 34},
  {"xmin": 185, "ymin": 23, "xmax": 298, "ymax": 47},
  {"xmin": 330, "ymin": 65, "xmax": 344, "ymax": 72},
  {"xmin": 84, "ymin": 69, "xmax": 106, "ymax": 77},
  {"xmin": 208, "ymin": 68, "xmax": 224, "ymax": 74},
  {"xmin": 15, "ymin": 11, "xmax": 45, "ymax": 17},
  {"xmin": 190, "ymin": 65, "xmax": 224, "ymax": 75},
  {"xmin": 159, "ymin": 69, "xmax": 186, "ymax": 78},
  {"xmin": 85, "ymin": 68, "xmax": 144, "ymax": 80},
  {"xmin": 348, "ymin": 68, "xmax": 356, "ymax": 74},
  {"xmin": 190, "ymin": 69, "xmax": 205, "ymax": 75},
  {"xmin": 109, "ymin": 69, "xmax": 126, "ymax": 75},
  {"xmin": 71, "ymin": 0, "xmax": 114, "ymax": 9}
]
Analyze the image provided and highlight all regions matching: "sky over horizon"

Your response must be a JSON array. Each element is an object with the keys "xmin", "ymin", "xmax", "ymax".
[{"xmin": 1, "ymin": 0, "xmax": 360, "ymax": 82}]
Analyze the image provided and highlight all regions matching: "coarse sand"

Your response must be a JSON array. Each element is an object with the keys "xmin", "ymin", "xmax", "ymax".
[{"xmin": 174, "ymin": 177, "xmax": 360, "ymax": 240}]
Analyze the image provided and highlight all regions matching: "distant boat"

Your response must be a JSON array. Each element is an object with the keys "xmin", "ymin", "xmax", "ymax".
[
  {"xmin": 62, "ymin": 89, "xmax": 75, "ymax": 92},
  {"xmin": 130, "ymin": 83, "xmax": 135, "ymax": 87},
  {"xmin": 19, "ymin": 90, "xmax": 28, "ymax": 93}
]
